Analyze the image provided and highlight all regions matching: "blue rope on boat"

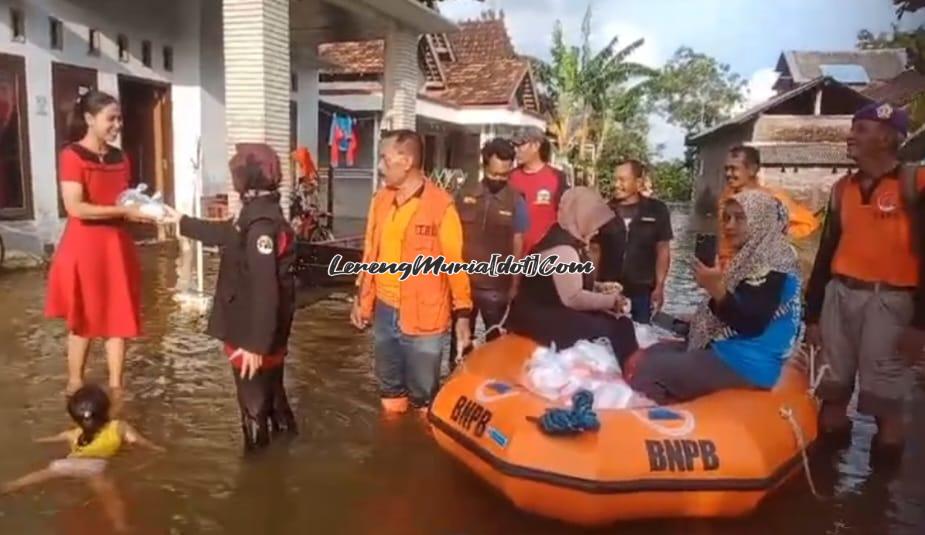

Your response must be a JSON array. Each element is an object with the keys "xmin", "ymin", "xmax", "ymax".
[{"xmin": 537, "ymin": 390, "xmax": 600, "ymax": 436}]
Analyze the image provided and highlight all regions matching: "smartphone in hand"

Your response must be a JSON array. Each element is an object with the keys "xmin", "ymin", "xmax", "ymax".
[{"xmin": 694, "ymin": 233, "xmax": 717, "ymax": 267}]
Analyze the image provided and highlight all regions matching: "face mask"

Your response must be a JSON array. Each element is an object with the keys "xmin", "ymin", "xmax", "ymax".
[{"xmin": 484, "ymin": 179, "xmax": 507, "ymax": 194}]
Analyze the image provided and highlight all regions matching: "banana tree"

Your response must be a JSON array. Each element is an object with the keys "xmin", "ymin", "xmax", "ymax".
[{"xmin": 534, "ymin": 4, "xmax": 657, "ymax": 186}]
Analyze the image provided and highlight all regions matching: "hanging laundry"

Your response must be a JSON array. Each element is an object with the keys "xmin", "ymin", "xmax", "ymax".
[
  {"xmin": 292, "ymin": 146, "xmax": 318, "ymax": 179},
  {"xmin": 328, "ymin": 112, "xmax": 359, "ymax": 167}
]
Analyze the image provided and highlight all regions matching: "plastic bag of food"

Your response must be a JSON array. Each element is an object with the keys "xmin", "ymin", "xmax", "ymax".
[
  {"xmin": 572, "ymin": 339, "xmax": 621, "ymax": 375},
  {"xmin": 592, "ymin": 382, "xmax": 635, "ymax": 410},
  {"xmin": 116, "ymin": 183, "xmax": 167, "ymax": 221}
]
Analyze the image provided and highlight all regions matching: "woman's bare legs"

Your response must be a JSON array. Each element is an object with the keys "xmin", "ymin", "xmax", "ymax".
[
  {"xmin": 104, "ymin": 338, "xmax": 126, "ymax": 390},
  {"xmin": 105, "ymin": 338, "xmax": 127, "ymax": 416},
  {"xmin": 66, "ymin": 334, "xmax": 92, "ymax": 395}
]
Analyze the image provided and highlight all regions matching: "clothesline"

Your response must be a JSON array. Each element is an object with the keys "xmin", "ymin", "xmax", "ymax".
[{"xmin": 319, "ymin": 109, "xmax": 377, "ymax": 123}]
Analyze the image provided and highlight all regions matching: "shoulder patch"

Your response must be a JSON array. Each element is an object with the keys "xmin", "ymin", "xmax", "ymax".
[{"xmin": 256, "ymin": 235, "xmax": 274, "ymax": 255}]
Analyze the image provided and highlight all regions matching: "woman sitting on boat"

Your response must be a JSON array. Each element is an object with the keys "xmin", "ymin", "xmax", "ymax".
[
  {"xmin": 628, "ymin": 189, "xmax": 803, "ymax": 404},
  {"xmin": 505, "ymin": 187, "xmax": 640, "ymax": 367}
]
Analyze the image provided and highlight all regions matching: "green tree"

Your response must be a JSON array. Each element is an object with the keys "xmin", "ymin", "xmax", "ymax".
[
  {"xmin": 857, "ymin": 24, "xmax": 925, "ymax": 128},
  {"xmin": 535, "ymin": 4, "xmax": 657, "ymax": 186},
  {"xmin": 651, "ymin": 46, "xmax": 746, "ymax": 136},
  {"xmin": 649, "ymin": 159, "xmax": 693, "ymax": 202}
]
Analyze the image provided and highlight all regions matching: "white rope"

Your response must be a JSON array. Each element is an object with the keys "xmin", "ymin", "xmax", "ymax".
[
  {"xmin": 799, "ymin": 344, "xmax": 830, "ymax": 398},
  {"xmin": 779, "ymin": 405, "xmax": 825, "ymax": 500},
  {"xmin": 479, "ymin": 303, "xmax": 511, "ymax": 342}
]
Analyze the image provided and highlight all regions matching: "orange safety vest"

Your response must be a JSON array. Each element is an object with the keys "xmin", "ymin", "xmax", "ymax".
[
  {"xmin": 356, "ymin": 180, "xmax": 457, "ymax": 336},
  {"xmin": 830, "ymin": 168, "xmax": 925, "ymax": 287}
]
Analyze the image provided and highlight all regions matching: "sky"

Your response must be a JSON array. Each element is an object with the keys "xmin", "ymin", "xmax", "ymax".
[{"xmin": 436, "ymin": 0, "xmax": 924, "ymax": 158}]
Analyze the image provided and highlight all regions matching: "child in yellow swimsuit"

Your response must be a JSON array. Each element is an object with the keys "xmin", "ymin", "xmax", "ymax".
[{"xmin": 2, "ymin": 384, "xmax": 164, "ymax": 493}]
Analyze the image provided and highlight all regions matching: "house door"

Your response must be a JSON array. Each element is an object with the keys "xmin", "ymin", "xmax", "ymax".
[
  {"xmin": 0, "ymin": 52, "xmax": 33, "ymax": 220},
  {"xmin": 118, "ymin": 76, "xmax": 173, "ymax": 241},
  {"xmin": 52, "ymin": 63, "xmax": 97, "ymax": 217}
]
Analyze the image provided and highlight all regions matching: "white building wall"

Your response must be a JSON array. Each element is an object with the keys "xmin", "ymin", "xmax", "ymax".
[
  {"xmin": 198, "ymin": 0, "xmax": 228, "ymax": 197},
  {"xmin": 0, "ymin": 0, "xmax": 203, "ymax": 251}
]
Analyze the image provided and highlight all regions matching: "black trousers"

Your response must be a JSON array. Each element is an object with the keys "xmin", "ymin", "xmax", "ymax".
[
  {"xmin": 231, "ymin": 365, "xmax": 297, "ymax": 451},
  {"xmin": 449, "ymin": 288, "xmax": 510, "ymax": 370}
]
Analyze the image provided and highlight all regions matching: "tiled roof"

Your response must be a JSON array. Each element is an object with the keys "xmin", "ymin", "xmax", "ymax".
[
  {"xmin": 861, "ymin": 69, "xmax": 925, "ymax": 106},
  {"xmin": 779, "ymin": 49, "xmax": 908, "ymax": 83},
  {"xmin": 316, "ymin": 14, "xmax": 536, "ymax": 109},
  {"xmin": 428, "ymin": 59, "xmax": 527, "ymax": 106},
  {"xmin": 753, "ymin": 143, "xmax": 852, "ymax": 165},
  {"xmin": 688, "ymin": 77, "xmax": 870, "ymax": 143},
  {"xmin": 318, "ymin": 41, "xmax": 384, "ymax": 75},
  {"xmin": 446, "ymin": 18, "xmax": 517, "ymax": 62}
]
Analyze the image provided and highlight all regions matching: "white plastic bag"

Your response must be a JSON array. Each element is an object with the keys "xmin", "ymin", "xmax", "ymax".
[
  {"xmin": 116, "ymin": 183, "xmax": 167, "ymax": 221},
  {"xmin": 592, "ymin": 382, "xmax": 635, "ymax": 410},
  {"xmin": 572, "ymin": 339, "xmax": 621, "ymax": 375},
  {"xmin": 521, "ymin": 339, "xmax": 642, "ymax": 409}
]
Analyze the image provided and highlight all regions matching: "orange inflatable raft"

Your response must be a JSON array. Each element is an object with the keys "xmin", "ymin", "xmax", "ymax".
[{"xmin": 428, "ymin": 334, "xmax": 819, "ymax": 527}]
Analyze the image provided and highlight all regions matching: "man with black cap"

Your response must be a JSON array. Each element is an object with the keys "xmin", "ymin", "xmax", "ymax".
[
  {"xmin": 805, "ymin": 101, "xmax": 925, "ymax": 464},
  {"xmin": 163, "ymin": 143, "xmax": 298, "ymax": 453},
  {"xmin": 510, "ymin": 126, "xmax": 570, "ymax": 256}
]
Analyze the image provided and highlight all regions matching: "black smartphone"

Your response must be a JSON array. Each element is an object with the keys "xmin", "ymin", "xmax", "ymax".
[{"xmin": 694, "ymin": 233, "xmax": 717, "ymax": 267}]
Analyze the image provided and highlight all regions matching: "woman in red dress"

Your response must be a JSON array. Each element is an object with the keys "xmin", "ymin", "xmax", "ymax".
[{"xmin": 45, "ymin": 90, "xmax": 159, "ymax": 394}]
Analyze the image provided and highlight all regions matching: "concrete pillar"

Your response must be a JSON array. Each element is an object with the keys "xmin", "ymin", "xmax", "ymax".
[
  {"xmin": 382, "ymin": 25, "xmax": 419, "ymax": 131},
  {"xmin": 221, "ymin": 0, "xmax": 291, "ymax": 217},
  {"xmin": 295, "ymin": 67, "xmax": 319, "ymax": 158}
]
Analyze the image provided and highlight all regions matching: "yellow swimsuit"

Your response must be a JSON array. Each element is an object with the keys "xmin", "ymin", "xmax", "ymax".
[{"xmin": 67, "ymin": 420, "xmax": 123, "ymax": 459}]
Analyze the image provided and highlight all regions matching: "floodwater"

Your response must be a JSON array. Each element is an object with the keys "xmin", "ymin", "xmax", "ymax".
[{"xmin": 0, "ymin": 207, "xmax": 922, "ymax": 534}]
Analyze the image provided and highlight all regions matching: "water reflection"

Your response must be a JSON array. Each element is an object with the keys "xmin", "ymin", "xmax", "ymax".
[{"xmin": 0, "ymin": 207, "xmax": 921, "ymax": 534}]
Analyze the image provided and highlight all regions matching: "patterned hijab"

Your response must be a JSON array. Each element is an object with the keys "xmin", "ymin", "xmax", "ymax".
[
  {"xmin": 687, "ymin": 189, "xmax": 800, "ymax": 350},
  {"xmin": 557, "ymin": 187, "xmax": 616, "ymax": 244}
]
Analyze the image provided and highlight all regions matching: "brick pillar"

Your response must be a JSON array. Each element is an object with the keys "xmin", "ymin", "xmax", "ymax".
[
  {"xmin": 222, "ymin": 0, "xmax": 291, "ymax": 217},
  {"xmin": 382, "ymin": 25, "xmax": 419, "ymax": 132}
]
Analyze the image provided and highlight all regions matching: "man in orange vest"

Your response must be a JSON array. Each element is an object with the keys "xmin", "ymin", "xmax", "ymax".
[
  {"xmin": 350, "ymin": 129, "xmax": 473, "ymax": 414},
  {"xmin": 717, "ymin": 146, "xmax": 820, "ymax": 270},
  {"xmin": 805, "ymin": 101, "xmax": 925, "ymax": 464}
]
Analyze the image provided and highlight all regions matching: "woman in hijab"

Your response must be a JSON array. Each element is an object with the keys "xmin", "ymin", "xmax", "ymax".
[
  {"xmin": 506, "ymin": 187, "xmax": 639, "ymax": 366},
  {"xmin": 163, "ymin": 143, "xmax": 298, "ymax": 452},
  {"xmin": 628, "ymin": 189, "xmax": 803, "ymax": 404}
]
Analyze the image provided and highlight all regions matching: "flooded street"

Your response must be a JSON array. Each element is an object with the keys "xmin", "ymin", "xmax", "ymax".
[{"xmin": 0, "ymin": 207, "xmax": 923, "ymax": 534}]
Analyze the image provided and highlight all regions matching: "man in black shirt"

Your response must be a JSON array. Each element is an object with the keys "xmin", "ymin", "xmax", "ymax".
[{"xmin": 608, "ymin": 159, "xmax": 673, "ymax": 323}]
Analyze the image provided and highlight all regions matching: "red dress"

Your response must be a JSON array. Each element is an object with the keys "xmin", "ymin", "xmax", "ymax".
[{"xmin": 45, "ymin": 144, "xmax": 142, "ymax": 338}]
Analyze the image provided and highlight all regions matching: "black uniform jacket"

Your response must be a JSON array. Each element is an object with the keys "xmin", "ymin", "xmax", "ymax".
[{"xmin": 179, "ymin": 192, "xmax": 296, "ymax": 356}]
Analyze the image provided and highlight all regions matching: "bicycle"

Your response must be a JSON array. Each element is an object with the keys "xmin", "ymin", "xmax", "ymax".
[{"xmin": 291, "ymin": 176, "xmax": 335, "ymax": 243}]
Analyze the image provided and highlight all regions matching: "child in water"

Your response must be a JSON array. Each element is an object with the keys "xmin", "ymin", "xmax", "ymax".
[{"xmin": 2, "ymin": 384, "xmax": 163, "ymax": 493}]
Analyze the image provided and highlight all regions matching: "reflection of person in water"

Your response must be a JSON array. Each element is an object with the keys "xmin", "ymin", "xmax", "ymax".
[{"xmin": 1, "ymin": 384, "xmax": 164, "ymax": 532}]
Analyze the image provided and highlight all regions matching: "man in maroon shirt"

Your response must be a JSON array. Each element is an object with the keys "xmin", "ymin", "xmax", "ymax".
[{"xmin": 509, "ymin": 126, "xmax": 570, "ymax": 255}]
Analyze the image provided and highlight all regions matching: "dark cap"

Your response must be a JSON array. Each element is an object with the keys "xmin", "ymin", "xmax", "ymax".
[
  {"xmin": 511, "ymin": 126, "xmax": 546, "ymax": 145},
  {"xmin": 853, "ymin": 101, "xmax": 909, "ymax": 138}
]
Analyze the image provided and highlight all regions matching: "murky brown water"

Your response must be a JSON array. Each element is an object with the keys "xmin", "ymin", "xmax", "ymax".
[{"xmin": 0, "ymin": 208, "xmax": 922, "ymax": 534}]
